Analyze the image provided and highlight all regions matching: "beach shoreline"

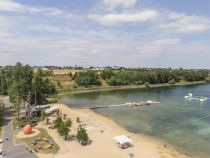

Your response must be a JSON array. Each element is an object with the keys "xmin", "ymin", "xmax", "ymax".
[
  {"xmin": 36, "ymin": 103, "xmax": 191, "ymax": 158},
  {"xmin": 78, "ymin": 105, "xmax": 192, "ymax": 158}
]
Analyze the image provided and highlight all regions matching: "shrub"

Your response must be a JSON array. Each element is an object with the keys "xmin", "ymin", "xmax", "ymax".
[
  {"xmin": 66, "ymin": 118, "xmax": 72, "ymax": 127},
  {"xmin": 76, "ymin": 128, "xmax": 88, "ymax": 145},
  {"xmin": 76, "ymin": 117, "xmax": 80, "ymax": 123},
  {"xmin": 47, "ymin": 98, "xmax": 58, "ymax": 104},
  {"xmin": 54, "ymin": 116, "xmax": 70, "ymax": 139},
  {"xmin": 168, "ymin": 79, "xmax": 176, "ymax": 84},
  {"xmin": 144, "ymin": 82, "xmax": 150, "ymax": 88}
]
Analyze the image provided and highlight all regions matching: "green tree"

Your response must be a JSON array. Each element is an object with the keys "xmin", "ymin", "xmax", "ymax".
[
  {"xmin": 33, "ymin": 69, "xmax": 56, "ymax": 104},
  {"xmin": 57, "ymin": 122, "xmax": 70, "ymax": 139},
  {"xmin": 74, "ymin": 71, "xmax": 101, "ymax": 86},
  {"xmin": 76, "ymin": 128, "xmax": 89, "ymax": 145},
  {"xmin": 54, "ymin": 116, "xmax": 70, "ymax": 139},
  {"xmin": 8, "ymin": 63, "xmax": 33, "ymax": 104}
]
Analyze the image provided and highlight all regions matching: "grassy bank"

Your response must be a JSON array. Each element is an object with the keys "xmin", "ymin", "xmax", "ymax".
[{"xmin": 56, "ymin": 80, "xmax": 207, "ymax": 96}]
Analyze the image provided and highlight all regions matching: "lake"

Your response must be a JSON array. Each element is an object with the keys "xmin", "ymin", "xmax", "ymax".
[{"xmin": 58, "ymin": 84, "xmax": 210, "ymax": 158}]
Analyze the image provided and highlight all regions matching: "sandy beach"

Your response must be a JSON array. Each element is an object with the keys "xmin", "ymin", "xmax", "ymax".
[{"xmin": 33, "ymin": 104, "xmax": 191, "ymax": 158}]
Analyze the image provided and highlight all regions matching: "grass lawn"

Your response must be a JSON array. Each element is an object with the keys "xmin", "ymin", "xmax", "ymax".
[{"xmin": 15, "ymin": 128, "xmax": 60, "ymax": 154}]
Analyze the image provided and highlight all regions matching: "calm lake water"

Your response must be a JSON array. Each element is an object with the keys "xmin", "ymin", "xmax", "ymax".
[{"xmin": 58, "ymin": 84, "xmax": 210, "ymax": 158}]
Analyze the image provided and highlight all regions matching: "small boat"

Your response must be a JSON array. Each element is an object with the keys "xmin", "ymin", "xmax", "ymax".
[
  {"xmin": 189, "ymin": 97, "xmax": 200, "ymax": 101},
  {"xmin": 184, "ymin": 93, "xmax": 193, "ymax": 99},
  {"xmin": 184, "ymin": 93, "xmax": 208, "ymax": 102},
  {"xmin": 199, "ymin": 97, "xmax": 208, "ymax": 102},
  {"xmin": 145, "ymin": 100, "xmax": 160, "ymax": 105},
  {"xmin": 127, "ymin": 102, "xmax": 142, "ymax": 107}
]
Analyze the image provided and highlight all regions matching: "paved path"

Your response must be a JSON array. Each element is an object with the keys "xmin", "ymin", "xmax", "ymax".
[{"xmin": 2, "ymin": 98, "xmax": 38, "ymax": 158}]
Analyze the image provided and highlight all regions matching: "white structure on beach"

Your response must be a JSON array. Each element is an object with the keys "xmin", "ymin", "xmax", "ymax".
[
  {"xmin": 113, "ymin": 135, "xmax": 133, "ymax": 149},
  {"xmin": 44, "ymin": 106, "xmax": 59, "ymax": 114}
]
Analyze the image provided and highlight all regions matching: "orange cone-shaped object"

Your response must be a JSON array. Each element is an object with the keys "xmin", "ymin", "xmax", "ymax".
[{"xmin": 23, "ymin": 124, "xmax": 32, "ymax": 135}]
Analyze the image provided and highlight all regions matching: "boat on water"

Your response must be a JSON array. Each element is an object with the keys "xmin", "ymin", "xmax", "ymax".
[
  {"xmin": 126, "ymin": 102, "xmax": 142, "ymax": 107},
  {"xmin": 145, "ymin": 100, "xmax": 160, "ymax": 105},
  {"xmin": 126, "ymin": 100, "xmax": 160, "ymax": 107},
  {"xmin": 184, "ymin": 93, "xmax": 193, "ymax": 99},
  {"xmin": 184, "ymin": 93, "xmax": 208, "ymax": 102},
  {"xmin": 199, "ymin": 97, "xmax": 208, "ymax": 102}
]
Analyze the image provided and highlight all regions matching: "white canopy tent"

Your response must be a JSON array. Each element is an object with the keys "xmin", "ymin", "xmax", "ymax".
[{"xmin": 113, "ymin": 135, "xmax": 132, "ymax": 145}]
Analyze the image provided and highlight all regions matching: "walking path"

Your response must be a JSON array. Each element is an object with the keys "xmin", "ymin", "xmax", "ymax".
[{"xmin": 2, "ymin": 98, "xmax": 37, "ymax": 158}]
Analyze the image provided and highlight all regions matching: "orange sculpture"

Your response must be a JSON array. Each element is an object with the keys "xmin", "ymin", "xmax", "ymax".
[{"xmin": 23, "ymin": 124, "xmax": 32, "ymax": 135}]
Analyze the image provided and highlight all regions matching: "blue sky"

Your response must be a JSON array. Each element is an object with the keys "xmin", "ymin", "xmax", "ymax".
[{"xmin": 0, "ymin": 0, "xmax": 210, "ymax": 68}]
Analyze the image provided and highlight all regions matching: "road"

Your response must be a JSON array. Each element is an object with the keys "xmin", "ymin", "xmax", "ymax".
[{"xmin": 2, "ymin": 98, "xmax": 38, "ymax": 158}]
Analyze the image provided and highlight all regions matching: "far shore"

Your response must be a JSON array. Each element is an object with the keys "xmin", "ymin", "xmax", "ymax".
[{"xmin": 57, "ymin": 81, "xmax": 207, "ymax": 96}]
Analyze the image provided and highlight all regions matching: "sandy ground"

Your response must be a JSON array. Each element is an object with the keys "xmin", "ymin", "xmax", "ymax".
[
  {"xmin": 15, "ymin": 129, "xmax": 40, "ymax": 139},
  {"xmin": 35, "ymin": 104, "xmax": 190, "ymax": 158}
]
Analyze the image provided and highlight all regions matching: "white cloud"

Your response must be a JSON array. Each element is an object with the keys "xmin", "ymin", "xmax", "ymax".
[
  {"xmin": 0, "ymin": 16, "xmax": 14, "ymax": 37},
  {"xmin": 0, "ymin": 0, "xmax": 210, "ymax": 67},
  {"xmin": 0, "ymin": 0, "xmax": 24, "ymax": 12},
  {"xmin": 89, "ymin": 10, "xmax": 158, "ymax": 26},
  {"xmin": 137, "ymin": 38, "xmax": 180, "ymax": 56},
  {"xmin": 0, "ymin": 0, "xmax": 79, "ymax": 19},
  {"xmin": 159, "ymin": 11, "xmax": 210, "ymax": 33},
  {"xmin": 31, "ymin": 24, "xmax": 62, "ymax": 33},
  {"xmin": 153, "ymin": 39, "xmax": 180, "ymax": 46},
  {"xmin": 103, "ymin": 0, "xmax": 137, "ymax": 9}
]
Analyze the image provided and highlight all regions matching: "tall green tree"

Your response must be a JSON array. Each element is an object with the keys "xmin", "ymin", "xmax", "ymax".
[
  {"xmin": 8, "ymin": 63, "xmax": 33, "ymax": 104},
  {"xmin": 33, "ymin": 69, "xmax": 56, "ymax": 104},
  {"xmin": 0, "ymin": 63, "xmax": 56, "ymax": 105}
]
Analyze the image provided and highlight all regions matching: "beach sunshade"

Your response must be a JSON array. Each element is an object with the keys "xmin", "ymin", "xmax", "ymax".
[{"xmin": 113, "ymin": 135, "xmax": 132, "ymax": 145}]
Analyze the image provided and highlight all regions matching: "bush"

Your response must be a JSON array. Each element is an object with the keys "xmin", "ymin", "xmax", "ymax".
[
  {"xmin": 57, "ymin": 122, "xmax": 70, "ymax": 138},
  {"xmin": 144, "ymin": 82, "xmax": 150, "ymax": 88},
  {"xmin": 168, "ymin": 79, "xmax": 176, "ymax": 84},
  {"xmin": 54, "ymin": 116, "xmax": 70, "ymax": 139},
  {"xmin": 47, "ymin": 98, "xmax": 58, "ymax": 104},
  {"xmin": 76, "ymin": 117, "xmax": 80, "ymax": 123},
  {"xmin": 205, "ymin": 77, "xmax": 210, "ymax": 83},
  {"xmin": 54, "ymin": 116, "xmax": 63, "ymax": 129},
  {"xmin": 135, "ymin": 80, "xmax": 143, "ymax": 85},
  {"xmin": 66, "ymin": 118, "xmax": 72, "ymax": 127},
  {"xmin": 76, "ymin": 128, "xmax": 89, "ymax": 145}
]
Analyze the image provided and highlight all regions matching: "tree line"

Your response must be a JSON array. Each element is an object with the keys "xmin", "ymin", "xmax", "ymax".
[
  {"xmin": 73, "ymin": 68, "xmax": 209, "ymax": 86},
  {"xmin": 0, "ymin": 62, "xmax": 56, "ymax": 105},
  {"xmin": 73, "ymin": 71, "xmax": 101, "ymax": 86}
]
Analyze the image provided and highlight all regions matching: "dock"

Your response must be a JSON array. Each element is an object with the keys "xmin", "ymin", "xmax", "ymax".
[{"xmin": 79, "ymin": 101, "xmax": 159, "ymax": 110}]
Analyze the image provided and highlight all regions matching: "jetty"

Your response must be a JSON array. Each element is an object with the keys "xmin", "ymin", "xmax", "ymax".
[{"xmin": 80, "ymin": 101, "xmax": 160, "ymax": 109}]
